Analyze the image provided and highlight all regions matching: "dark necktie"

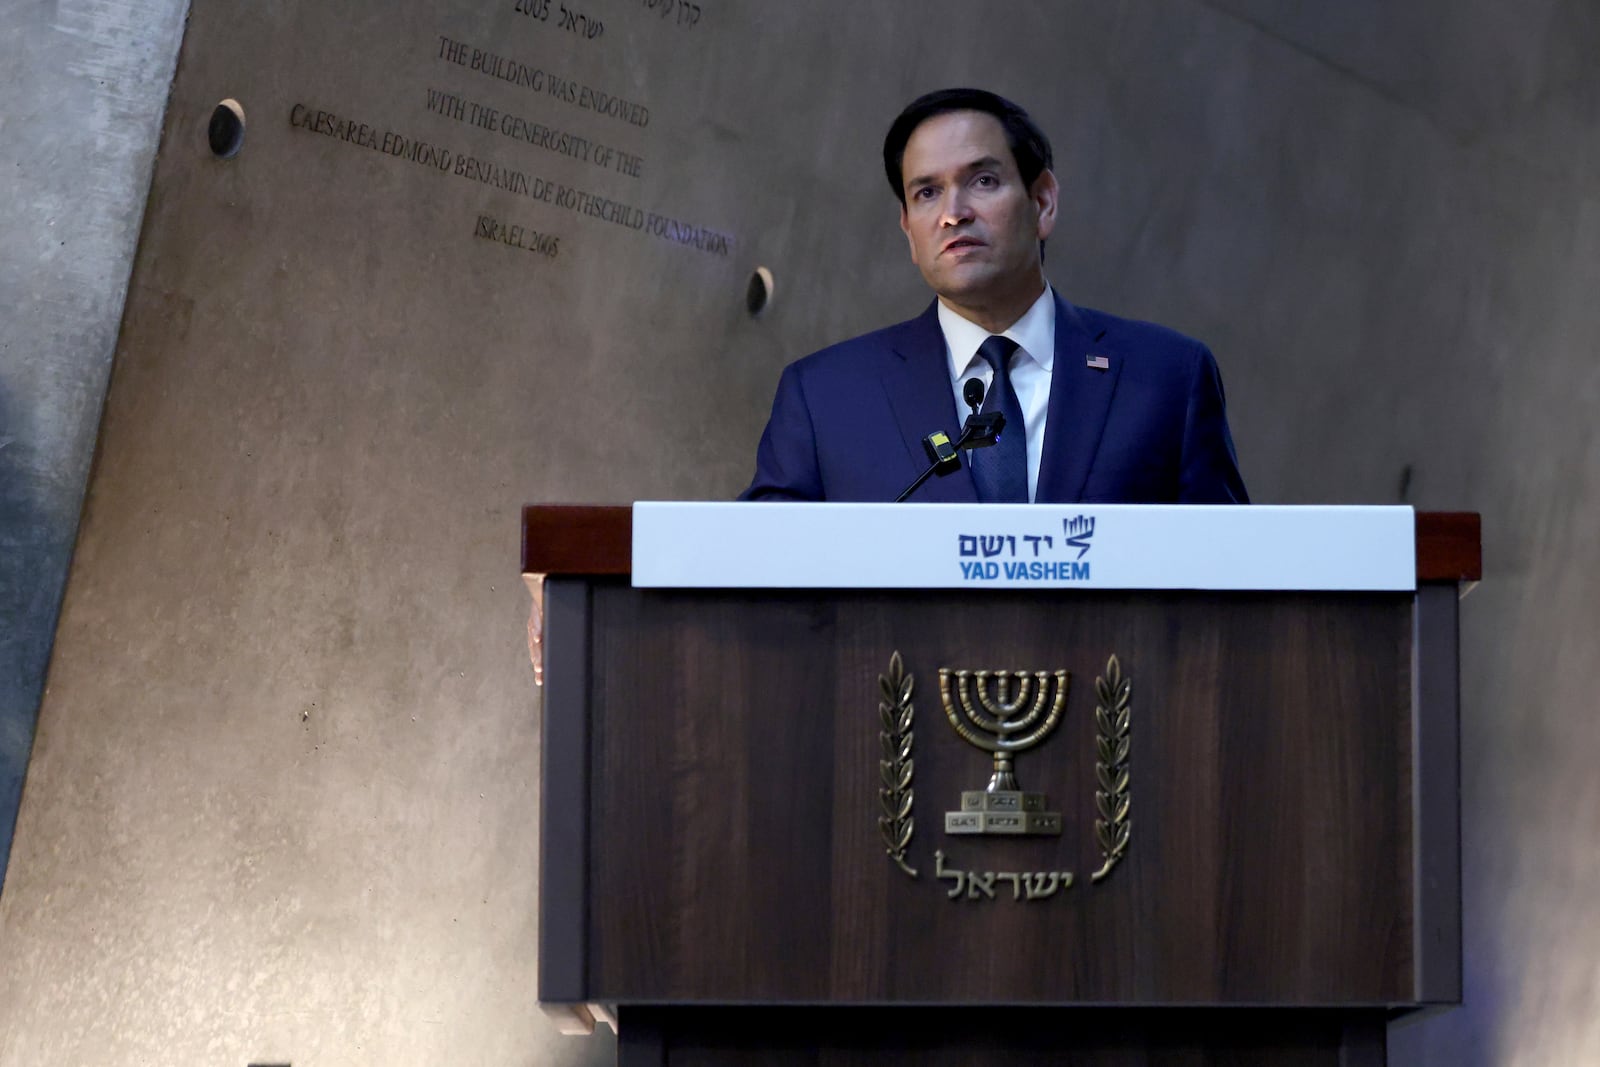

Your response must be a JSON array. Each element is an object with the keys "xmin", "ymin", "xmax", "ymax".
[{"xmin": 970, "ymin": 335, "xmax": 1028, "ymax": 503}]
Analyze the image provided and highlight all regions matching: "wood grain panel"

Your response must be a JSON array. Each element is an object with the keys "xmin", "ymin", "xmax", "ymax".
[{"xmin": 583, "ymin": 588, "xmax": 1415, "ymax": 1005}]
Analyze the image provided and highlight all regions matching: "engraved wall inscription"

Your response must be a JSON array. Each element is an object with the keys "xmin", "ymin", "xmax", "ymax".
[{"xmin": 289, "ymin": 23, "xmax": 732, "ymax": 272}]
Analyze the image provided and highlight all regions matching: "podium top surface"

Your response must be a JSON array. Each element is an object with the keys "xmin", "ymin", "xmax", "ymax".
[{"xmin": 522, "ymin": 504, "xmax": 1481, "ymax": 585}]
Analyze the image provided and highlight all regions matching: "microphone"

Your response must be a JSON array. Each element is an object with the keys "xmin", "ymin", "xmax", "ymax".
[
  {"xmin": 893, "ymin": 379, "xmax": 1008, "ymax": 502},
  {"xmin": 963, "ymin": 377, "xmax": 985, "ymax": 415},
  {"xmin": 957, "ymin": 374, "xmax": 1004, "ymax": 451}
]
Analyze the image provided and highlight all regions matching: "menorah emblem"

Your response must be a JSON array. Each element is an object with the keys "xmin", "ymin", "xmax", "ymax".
[{"xmin": 938, "ymin": 668, "xmax": 1070, "ymax": 835}]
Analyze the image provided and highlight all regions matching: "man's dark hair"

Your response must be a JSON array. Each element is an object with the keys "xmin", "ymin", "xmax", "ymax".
[{"xmin": 883, "ymin": 88, "xmax": 1054, "ymax": 206}]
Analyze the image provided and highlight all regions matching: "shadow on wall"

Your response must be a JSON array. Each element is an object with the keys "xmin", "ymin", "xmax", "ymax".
[{"xmin": 0, "ymin": 376, "xmax": 57, "ymax": 893}]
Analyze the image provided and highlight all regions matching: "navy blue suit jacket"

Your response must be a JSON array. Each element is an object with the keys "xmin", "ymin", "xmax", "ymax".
[{"xmin": 740, "ymin": 294, "xmax": 1248, "ymax": 504}]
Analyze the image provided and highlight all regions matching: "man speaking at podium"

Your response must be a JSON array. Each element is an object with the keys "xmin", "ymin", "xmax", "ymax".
[{"xmin": 740, "ymin": 88, "xmax": 1249, "ymax": 505}]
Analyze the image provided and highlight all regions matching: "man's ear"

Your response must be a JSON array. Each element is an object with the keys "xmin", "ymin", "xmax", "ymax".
[
  {"xmin": 899, "ymin": 203, "xmax": 919, "ymax": 264},
  {"xmin": 1033, "ymin": 169, "xmax": 1060, "ymax": 241}
]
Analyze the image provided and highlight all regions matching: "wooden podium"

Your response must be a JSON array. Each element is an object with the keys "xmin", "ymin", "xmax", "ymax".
[{"xmin": 523, "ymin": 505, "xmax": 1479, "ymax": 1066}]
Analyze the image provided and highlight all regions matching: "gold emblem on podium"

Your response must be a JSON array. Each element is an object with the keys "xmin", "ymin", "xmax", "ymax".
[
  {"xmin": 876, "ymin": 652, "xmax": 1134, "ymax": 896},
  {"xmin": 939, "ymin": 668, "xmax": 1070, "ymax": 835}
]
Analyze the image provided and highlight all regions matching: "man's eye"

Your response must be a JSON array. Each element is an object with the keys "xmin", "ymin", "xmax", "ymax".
[{"xmin": 974, "ymin": 174, "xmax": 997, "ymax": 187}]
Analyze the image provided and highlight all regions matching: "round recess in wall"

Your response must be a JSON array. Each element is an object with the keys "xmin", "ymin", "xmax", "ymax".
[
  {"xmin": 208, "ymin": 99, "xmax": 246, "ymax": 159},
  {"xmin": 746, "ymin": 266, "xmax": 775, "ymax": 316}
]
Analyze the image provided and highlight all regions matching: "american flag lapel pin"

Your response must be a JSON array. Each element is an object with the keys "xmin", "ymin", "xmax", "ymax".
[{"xmin": 1086, "ymin": 354, "xmax": 1110, "ymax": 370}]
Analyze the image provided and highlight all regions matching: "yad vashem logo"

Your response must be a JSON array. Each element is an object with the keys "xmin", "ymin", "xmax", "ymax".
[{"xmin": 877, "ymin": 651, "xmax": 1133, "ymax": 902}]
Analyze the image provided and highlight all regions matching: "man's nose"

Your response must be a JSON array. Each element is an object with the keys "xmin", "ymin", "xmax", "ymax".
[{"xmin": 940, "ymin": 188, "xmax": 973, "ymax": 227}]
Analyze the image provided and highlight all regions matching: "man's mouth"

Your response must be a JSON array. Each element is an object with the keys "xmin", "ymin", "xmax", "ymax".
[{"xmin": 942, "ymin": 237, "xmax": 985, "ymax": 255}]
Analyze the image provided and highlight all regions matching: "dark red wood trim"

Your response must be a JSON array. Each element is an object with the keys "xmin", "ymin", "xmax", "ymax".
[
  {"xmin": 522, "ymin": 504, "xmax": 632, "ymax": 575},
  {"xmin": 522, "ymin": 506, "xmax": 1483, "ymax": 582},
  {"xmin": 1415, "ymin": 511, "xmax": 1482, "ymax": 582}
]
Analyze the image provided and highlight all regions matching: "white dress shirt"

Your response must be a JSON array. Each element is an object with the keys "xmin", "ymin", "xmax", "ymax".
[{"xmin": 938, "ymin": 287, "xmax": 1056, "ymax": 502}]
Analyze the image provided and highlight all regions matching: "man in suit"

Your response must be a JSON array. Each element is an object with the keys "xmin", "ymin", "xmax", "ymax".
[{"xmin": 740, "ymin": 88, "xmax": 1248, "ymax": 504}]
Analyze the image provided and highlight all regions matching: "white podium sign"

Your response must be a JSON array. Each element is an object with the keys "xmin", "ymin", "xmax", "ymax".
[{"xmin": 631, "ymin": 503, "xmax": 1416, "ymax": 591}]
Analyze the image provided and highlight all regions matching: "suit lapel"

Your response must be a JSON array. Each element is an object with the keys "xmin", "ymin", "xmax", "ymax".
[
  {"xmin": 1036, "ymin": 295, "xmax": 1121, "ymax": 503},
  {"xmin": 880, "ymin": 302, "xmax": 977, "ymax": 502}
]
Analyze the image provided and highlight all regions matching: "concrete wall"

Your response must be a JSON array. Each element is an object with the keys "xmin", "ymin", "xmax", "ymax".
[
  {"xmin": 0, "ymin": 0, "xmax": 190, "ymax": 888},
  {"xmin": 2, "ymin": 1, "xmax": 1597, "ymax": 1065}
]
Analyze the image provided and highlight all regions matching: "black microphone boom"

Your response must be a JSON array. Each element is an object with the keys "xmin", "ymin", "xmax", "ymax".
[
  {"xmin": 894, "ymin": 430, "xmax": 962, "ymax": 503},
  {"xmin": 894, "ymin": 408, "xmax": 1008, "ymax": 503}
]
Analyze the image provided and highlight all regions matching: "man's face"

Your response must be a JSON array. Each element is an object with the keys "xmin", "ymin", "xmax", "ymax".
[{"xmin": 898, "ymin": 110, "xmax": 1057, "ymax": 321}]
